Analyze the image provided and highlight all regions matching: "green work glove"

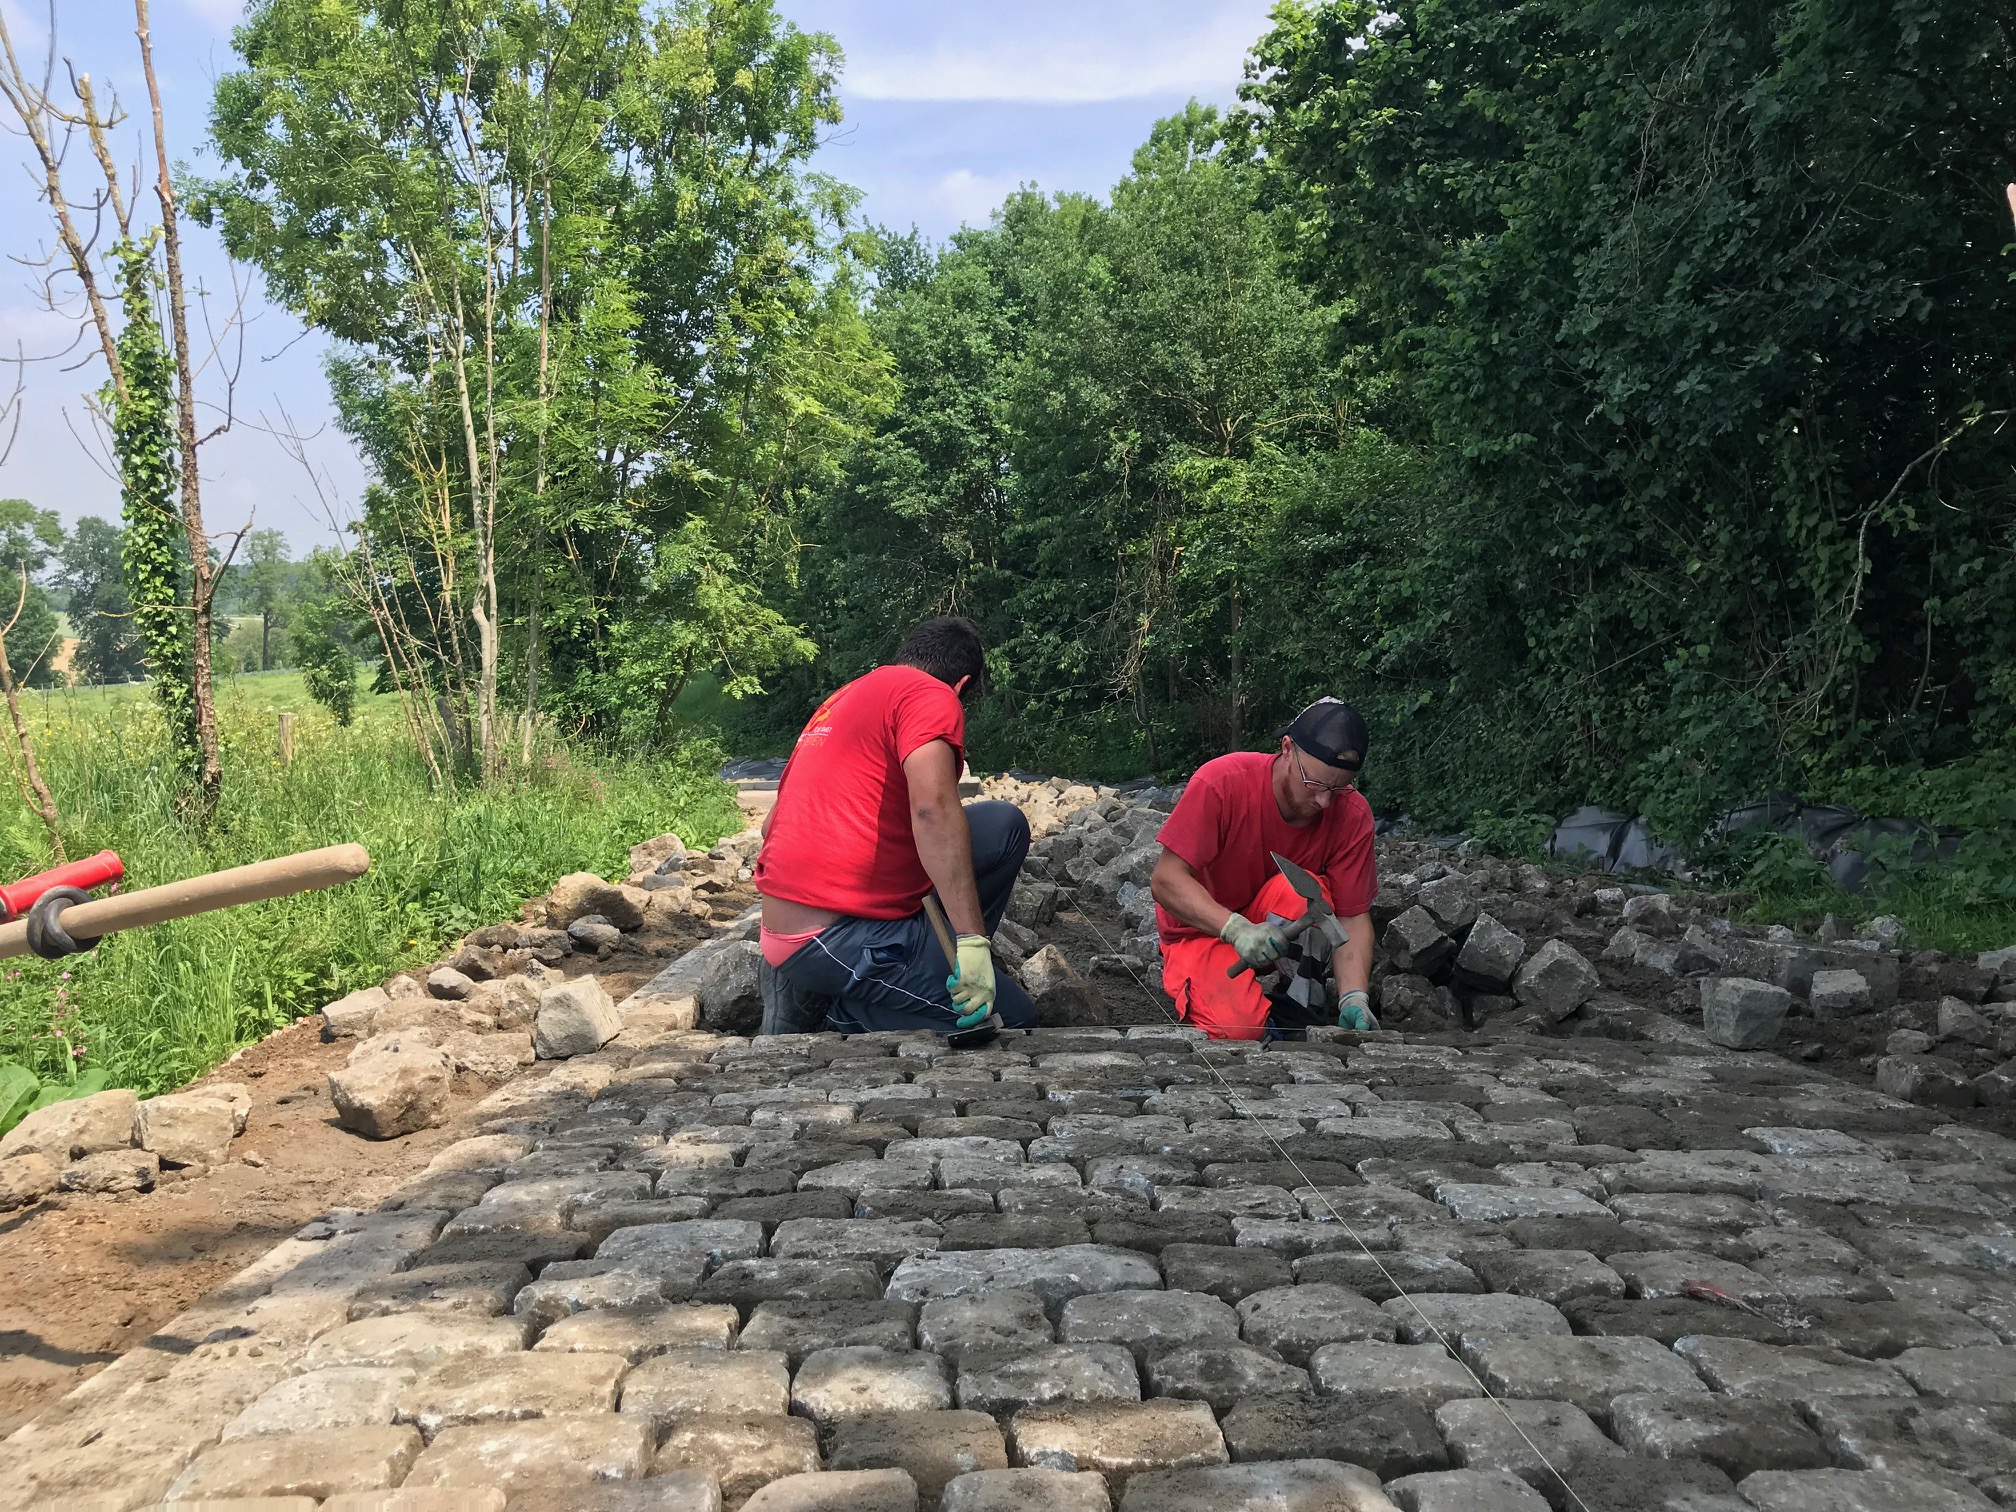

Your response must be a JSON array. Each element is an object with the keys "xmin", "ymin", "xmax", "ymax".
[
  {"xmin": 949, "ymin": 934, "xmax": 996, "ymax": 1027},
  {"xmin": 1338, "ymin": 989, "xmax": 1379, "ymax": 1032},
  {"xmin": 1218, "ymin": 911, "xmax": 1288, "ymax": 969}
]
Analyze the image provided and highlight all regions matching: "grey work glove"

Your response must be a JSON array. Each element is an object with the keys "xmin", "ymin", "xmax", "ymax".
[{"xmin": 1218, "ymin": 911, "xmax": 1288, "ymax": 969}]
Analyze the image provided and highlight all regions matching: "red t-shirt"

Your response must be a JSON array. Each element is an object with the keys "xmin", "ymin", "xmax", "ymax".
[
  {"xmin": 754, "ymin": 664, "xmax": 965, "ymax": 919},
  {"xmin": 1155, "ymin": 751, "xmax": 1377, "ymax": 943}
]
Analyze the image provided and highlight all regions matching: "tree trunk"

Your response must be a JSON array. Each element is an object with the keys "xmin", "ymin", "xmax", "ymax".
[
  {"xmin": 261, "ymin": 609, "xmax": 271, "ymax": 672},
  {"xmin": 135, "ymin": 0, "xmax": 221, "ymax": 813}
]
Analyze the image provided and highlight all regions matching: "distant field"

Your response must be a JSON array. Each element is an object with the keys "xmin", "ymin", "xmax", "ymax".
[{"xmin": 25, "ymin": 666, "xmax": 401, "ymax": 728}]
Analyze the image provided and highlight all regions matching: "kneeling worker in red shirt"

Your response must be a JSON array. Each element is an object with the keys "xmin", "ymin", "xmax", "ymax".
[
  {"xmin": 1151, "ymin": 698, "xmax": 1378, "ymax": 1039},
  {"xmin": 753, "ymin": 616, "xmax": 1036, "ymax": 1036}
]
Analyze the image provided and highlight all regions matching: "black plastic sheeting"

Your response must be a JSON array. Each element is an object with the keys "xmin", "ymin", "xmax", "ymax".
[{"xmin": 1548, "ymin": 793, "xmax": 1963, "ymax": 890}]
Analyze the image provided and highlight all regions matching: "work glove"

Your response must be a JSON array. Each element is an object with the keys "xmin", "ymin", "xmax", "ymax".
[
  {"xmin": 1219, "ymin": 911, "xmax": 1288, "ymax": 969},
  {"xmin": 1338, "ymin": 989, "xmax": 1380, "ymax": 1032},
  {"xmin": 949, "ymin": 934, "xmax": 996, "ymax": 1028}
]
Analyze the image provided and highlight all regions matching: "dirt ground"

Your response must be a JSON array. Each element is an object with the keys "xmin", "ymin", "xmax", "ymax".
[{"xmin": 0, "ymin": 873, "xmax": 746, "ymax": 1439}]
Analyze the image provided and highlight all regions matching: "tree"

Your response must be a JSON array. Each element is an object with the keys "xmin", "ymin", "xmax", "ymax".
[
  {"xmin": 0, "ymin": 501, "xmax": 62, "ymax": 689},
  {"xmin": 1243, "ymin": 0, "xmax": 2016, "ymax": 826},
  {"xmin": 294, "ymin": 550, "xmax": 358, "ymax": 726},
  {"xmin": 206, "ymin": 0, "xmax": 865, "ymax": 770},
  {"xmin": 58, "ymin": 518, "xmax": 144, "ymax": 685},
  {"xmin": 243, "ymin": 528, "xmax": 289, "ymax": 671}
]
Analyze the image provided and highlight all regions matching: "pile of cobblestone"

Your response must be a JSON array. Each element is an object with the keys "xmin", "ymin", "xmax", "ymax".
[{"xmin": 7, "ymin": 1015, "xmax": 2016, "ymax": 1510}]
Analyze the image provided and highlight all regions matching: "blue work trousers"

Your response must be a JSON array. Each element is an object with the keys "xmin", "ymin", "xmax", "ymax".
[{"xmin": 757, "ymin": 800, "xmax": 1037, "ymax": 1036}]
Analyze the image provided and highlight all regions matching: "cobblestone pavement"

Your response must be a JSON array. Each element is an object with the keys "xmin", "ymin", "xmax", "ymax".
[{"xmin": 7, "ymin": 1021, "xmax": 2016, "ymax": 1512}]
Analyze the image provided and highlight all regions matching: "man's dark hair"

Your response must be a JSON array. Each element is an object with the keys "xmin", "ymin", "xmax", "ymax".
[{"xmin": 896, "ymin": 616, "xmax": 986, "ymax": 691}]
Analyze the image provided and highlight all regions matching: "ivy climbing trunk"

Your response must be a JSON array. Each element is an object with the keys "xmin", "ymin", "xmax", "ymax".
[
  {"xmin": 135, "ymin": 0, "xmax": 221, "ymax": 812},
  {"xmin": 109, "ymin": 241, "xmax": 200, "ymax": 780}
]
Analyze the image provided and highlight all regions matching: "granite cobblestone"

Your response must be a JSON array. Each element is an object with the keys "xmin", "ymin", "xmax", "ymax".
[{"xmin": 12, "ymin": 1019, "xmax": 2016, "ymax": 1509}]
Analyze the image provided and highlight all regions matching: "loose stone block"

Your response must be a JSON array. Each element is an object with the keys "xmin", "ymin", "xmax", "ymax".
[
  {"xmin": 792, "ymin": 1347, "xmax": 954, "ymax": 1424},
  {"xmin": 826, "ymin": 1410, "xmax": 1009, "ymax": 1508},
  {"xmin": 1115, "ymin": 1459, "xmax": 1396, "ymax": 1512},
  {"xmin": 1462, "ymin": 1335, "xmax": 1705, "ymax": 1426},
  {"xmin": 1466, "ymin": 1250, "xmax": 1624, "ymax": 1307},
  {"xmin": 330, "ymin": 1040, "xmax": 453, "ymax": 1138},
  {"xmin": 740, "ymin": 1300, "xmax": 916, "ymax": 1367},
  {"xmin": 1433, "ymin": 1397, "xmax": 1623, "ymax": 1488},
  {"xmin": 1700, "ymin": 978, "xmax": 1792, "ymax": 1050},
  {"xmin": 167, "ymin": 1426, "xmax": 423, "ymax": 1499},
  {"xmin": 1007, "ymin": 1399, "xmax": 1228, "ymax": 1481},
  {"xmin": 1384, "ymin": 1469, "xmax": 1550, "ymax": 1512},
  {"xmin": 1735, "ymin": 1468, "xmax": 1996, "ymax": 1511},
  {"xmin": 1059, "ymin": 1289, "xmax": 1239, "ymax": 1362},
  {"xmin": 535, "ymin": 976, "xmax": 624, "ymax": 1059},
  {"xmin": 1384, "ymin": 908, "xmax": 1455, "ymax": 978},
  {"xmin": 653, "ymin": 1413, "xmax": 821, "ymax": 1508},
  {"xmin": 322, "ymin": 985, "xmax": 390, "ymax": 1039},
  {"xmin": 956, "ymin": 1344, "xmax": 1142, "ymax": 1419},
  {"xmin": 1511, "ymin": 940, "xmax": 1599, "ymax": 1021},
  {"xmin": 302, "ymin": 1313, "xmax": 532, "ymax": 1371},
  {"xmin": 740, "ymin": 1470, "xmax": 919, "ymax": 1512},
  {"xmin": 1673, "ymin": 1336, "xmax": 1913, "ymax": 1406},
  {"xmin": 396, "ymin": 1350, "xmax": 627, "ymax": 1439},
  {"xmin": 940, "ymin": 1468, "xmax": 1113, "ymax": 1512},
  {"xmin": 622, "ymin": 1348, "xmax": 792, "ymax": 1431},
  {"xmin": 1144, "ymin": 1343, "xmax": 1311, "ymax": 1414},
  {"xmin": 1874, "ymin": 1054, "xmax": 1978, "ymax": 1108},
  {"xmin": 1219, "ymin": 1394, "xmax": 1448, "ymax": 1479},
  {"xmin": 222, "ymin": 1367, "xmax": 416, "ymax": 1442},
  {"xmin": 1611, "ymin": 1391, "xmax": 1829, "ymax": 1480},
  {"xmin": 888, "ymin": 1246, "xmax": 1161, "ymax": 1318},
  {"xmin": 403, "ymin": 1416, "xmax": 654, "ymax": 1491},
  {"xmin": 136, "ymin": 1090, "xmax": 239, "ymax": 1167},
  {"xmin": 535, "ymin": 1303, "xmax": 740, "ymax": 1360},
  {"xmin": 919, "ymin": 1292, "xmax": 1054, "ymax": 1363},
  {"xmin": 0, "ymin": 1087, "xmax": 135, "ymax": 1160},
  {"xmin": 1380, "ymin": 1292, "xmax": 1570, "ymax": 1345},
  {"xmin": 1309, "ymin": 1341, "xmax": 1479, "ymax": 1412},
  {"xmin": 1235, "ymin": 1284, "xmax": 1395, "ymax": 1365},
  {"xmin": 1810, "ymin": 968, "xmax": 1876, "ymax": 1020},
  {"xmin": 1454, "ymin": 914, "xmax": 1524, "ymax": 991}
]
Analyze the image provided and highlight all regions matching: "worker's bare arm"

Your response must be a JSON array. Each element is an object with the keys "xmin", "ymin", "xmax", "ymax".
[
  {"xmin": 903, "ymin": 739, "xmax": 986, "ymax": 937},
  {"xmin": 1150, "ymin": 848, "xmax": 1235, "ymax": 938},
  {"xmin": 1329, "ymin": 911, "xmax": 1372, "ymax": 996}
]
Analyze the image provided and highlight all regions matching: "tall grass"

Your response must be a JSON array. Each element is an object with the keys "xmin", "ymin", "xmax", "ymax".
[{"xmin": 0, "ymin": 674, "xmax": 742, "ymax": 1095}]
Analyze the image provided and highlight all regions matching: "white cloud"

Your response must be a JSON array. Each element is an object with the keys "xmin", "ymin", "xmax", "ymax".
[
  {"xmin": 826, "ymin": 0, "xmax": 1271, "ymax": 104},
  {"xmin": 929, "ymin": 168, "xmax": 1026, "ymax": 226}
]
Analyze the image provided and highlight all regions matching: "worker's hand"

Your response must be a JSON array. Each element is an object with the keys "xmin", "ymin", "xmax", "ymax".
[
  {"xmin": 1218, "ymin": 911, "xmax": 1288, "ymax": 969},
  {"xmin": 948, "ymin": 934, "xmax": 997, "ymax": 1021},
  {"xmin": 1338, "ymin": 988, "xmax": 1379, "ymax": 1032}
]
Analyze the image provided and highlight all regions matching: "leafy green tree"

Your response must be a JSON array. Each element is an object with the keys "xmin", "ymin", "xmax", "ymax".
[
  {"xmin": 293, "ymin": 549, "xmax": 358, "ymax": 726},
  {"xmin": 55, "ymin": 517, "xmax": 144, "ymax": 685},
  {"xmin": 0, "ymin": 499, "xmax": 62, "ymax": 688},
  {"xmin": 1244, "ymin": 0, "xmax": 2016, "ymax": 827},
  {"xmin": 242, "ymin": 528, "xmax": 290, "ymax": 671}
]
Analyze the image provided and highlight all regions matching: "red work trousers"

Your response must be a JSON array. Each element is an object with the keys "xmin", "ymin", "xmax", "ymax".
[{"xmin": 1160, "ymin": 870, "xmax": 1335, "ymax": 1040}]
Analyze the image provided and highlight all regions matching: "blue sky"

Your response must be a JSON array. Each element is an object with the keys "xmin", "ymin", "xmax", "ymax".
[{"xmin": 0, "ymin": 0, "xmax": 1273, "ymax": 551}]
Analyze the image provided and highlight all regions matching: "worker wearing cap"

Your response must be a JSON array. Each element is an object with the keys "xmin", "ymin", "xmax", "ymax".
[
  {"xmin": 753, "ymin": 615, "xmax": 1038, "ymax": 1037},
  {"xmin": 1150, "ymin": 698, "xmax": 1378, "ymax": 1039}
]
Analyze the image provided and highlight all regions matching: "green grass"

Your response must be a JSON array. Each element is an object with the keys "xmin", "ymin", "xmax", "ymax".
[{"xmin": 0, "ymin": 678, "xmax": 742, "ymax": 1096}]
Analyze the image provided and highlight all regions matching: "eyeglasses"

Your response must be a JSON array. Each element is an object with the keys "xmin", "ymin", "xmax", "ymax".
[{"xmin": 1291, "ymin": 746, "xmax": 1358, "ymax": 796}]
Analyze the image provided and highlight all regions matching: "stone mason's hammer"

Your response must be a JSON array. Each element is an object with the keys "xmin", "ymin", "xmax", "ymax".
[
  {"xmin": 920, "ymin": 894, "xmax": 1004, "ymax": 1046},
  {"xmin": 1225, "ymin": 850, "xmax": 1352, "ymax": 978}
]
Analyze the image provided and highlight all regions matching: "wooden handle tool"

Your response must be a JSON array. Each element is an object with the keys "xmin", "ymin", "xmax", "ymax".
[{"xmin": 0, "ymin": 844, "xmax": 372, "ymax": 961}]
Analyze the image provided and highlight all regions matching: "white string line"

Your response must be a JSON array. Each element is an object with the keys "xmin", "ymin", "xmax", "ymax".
[{"xmin": 1055, "ymin": 901, "xmax": 1599, "ymax": 1512}]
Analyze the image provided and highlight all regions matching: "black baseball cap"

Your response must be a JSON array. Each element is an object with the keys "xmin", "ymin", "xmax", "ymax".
[{"xmin": 1276, "ymin": 697, "xmax": 1369, "ymax": 772}]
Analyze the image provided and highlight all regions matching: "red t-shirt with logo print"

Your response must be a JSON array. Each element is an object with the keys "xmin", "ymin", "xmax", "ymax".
[{"xmin": 754, "ymin": 664, "xmax": 966, "ymax": 919}]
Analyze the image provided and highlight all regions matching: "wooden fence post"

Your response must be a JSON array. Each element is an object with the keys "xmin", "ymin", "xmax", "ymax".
[{"xmin": 277, "ymin": 711, "xmax": 296, "ymax": 766}]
